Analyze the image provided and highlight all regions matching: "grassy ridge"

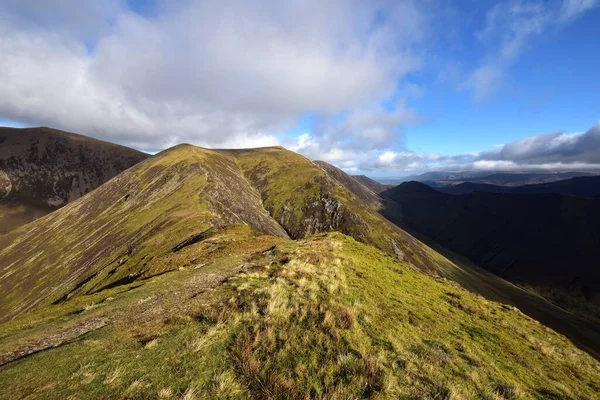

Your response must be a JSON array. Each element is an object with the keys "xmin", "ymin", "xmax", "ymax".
[
  {"xmin": 0, "ymin": 233, "xmax": 598, "ymax": 399},
  {"xmin": 0, "ymin": 145, "xmax": 289, "ymax": 322}
]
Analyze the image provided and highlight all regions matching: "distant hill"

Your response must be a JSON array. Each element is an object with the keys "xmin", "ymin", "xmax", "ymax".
[
  {"xmin": 382, "ymin": 181, "xmax": 600, "ymax": 322},
  {"xmin": 438, "ymin": 175, "xmax": 600, "ymax": 197},
  {"xmin": 351, "ymin": 174, "xmax": 393, "ymax": 193},
  {"xmin": 381, "ymin": 170, "xmax": 598, "ymax": 186},
  {"xmin": 0, "ymin": 127, "xmax": 148, "ymax": 234},
  {"xmin": 433, "ymin": 171, "xmax": 598, "ymax": 187}
]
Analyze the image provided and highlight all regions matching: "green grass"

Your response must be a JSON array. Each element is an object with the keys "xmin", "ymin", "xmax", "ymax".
[{"xmin": 1, "ymin": 233, "xmax": 598, "ymax": 399}]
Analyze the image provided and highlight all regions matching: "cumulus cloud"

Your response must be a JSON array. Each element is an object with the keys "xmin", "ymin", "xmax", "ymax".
[
  {"xmin": 2, "ymin": 1, "xmax": 597, "ymax": 174},
  {"xmin": 332, "ymin": 123, "xmax": 600, "ymax": 173},
  {"xmin": 480, "ymin": 123, "xmax": 600, "ymax": 164},
  {"xmin": 0, "ymin": 0, "xmax": 425, "ymax": 151}
]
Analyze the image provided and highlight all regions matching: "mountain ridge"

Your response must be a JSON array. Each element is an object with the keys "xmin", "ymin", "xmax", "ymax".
[
  {"xmin": 0, "ymin": 139, "xmax": 599, "ymax": 398},
  {"xmin": 436, "ymin": 175, "xmax": 600, "ymax": 197},
  {"xmin": 0, "ymin": 144, "xmax": 435, "ymax": 323}
]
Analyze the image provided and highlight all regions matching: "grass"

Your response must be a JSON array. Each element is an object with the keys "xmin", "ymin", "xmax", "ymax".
[
  {"xmin": 1, "ymin": 233, "xmax": 598, "ymax": 399},
  {"xmin": 232, "ymin": 146, "xmax": 327, "ymax": 237},
  {"xmin": 0, "ymin": 145, "xmax": 289, "ymax": 321}
]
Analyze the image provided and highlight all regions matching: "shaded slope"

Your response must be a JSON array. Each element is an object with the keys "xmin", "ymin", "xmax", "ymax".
[
  {"xmin": 382, "ymin": 181, "xmax": 600, "ymax": 320},
  {"xmin": 1, "ymin": 233, "xmax": 599, "ymax": 399},
  {"xmin": 0, "ymin": 127, "xmax": 148, "ymax": 233},
  {"xmin": 351, "ymin": 174, "xmax": 393, "ymax": 194},
  {"xmin": 435, "ymin": 182, "xmax": 512, "ymax": 195}
]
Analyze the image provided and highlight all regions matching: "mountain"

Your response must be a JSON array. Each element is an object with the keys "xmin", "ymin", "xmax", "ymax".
[
  {"xmin": 351, "ymin": 174, "xmax": 393, "ymax": 194},
  {"xmin": 0, "ymin": 147, "xmax": 598, "ymax": 398},
  {"xmin": 382, "ymin": 181, "xmax": 600, "ymax": 323},
  {"xmin": 0, "ymin": 145, "xmax": 441, "ymax": 323},
  {"xmin": 0, "ymin": 127, "xmax": 149, "ymax": 234},
  {"xmin": 313, "ymin": 163, "xmax": 382, "ymax": 205},
  {"xmin": 381, "ymin": 170, "xmax": 597, "ymax": 187},
  {"xmin": 438, "ymin": 175, "xmax": 600, "ymax": 197},
  {"xmin": 430, "ymin": 171, "xmax": 598, "ymax": 187},
  {"xmin": 380, "ymin": 171, "xmax": 495, "ymax": 185}
]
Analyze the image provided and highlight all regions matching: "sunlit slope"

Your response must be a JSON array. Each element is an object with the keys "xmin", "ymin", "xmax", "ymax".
[
  {"xmin": 0, "ymin": 145, "xmax": 432, "ymax": 323},
  {"xmin": 0, "ymin": 145, "xmax": 289, "ymax": 322},
  {"xmin": 313, "ymin": 160, "xmax": 382, "ymax": 206},
  {"xmin": 0, "ymin": 234, "xmax": 598, "ymax": 399},
  {"xmin": 231, "ymin": 147, "xmax": 436, "ymax": 268}
]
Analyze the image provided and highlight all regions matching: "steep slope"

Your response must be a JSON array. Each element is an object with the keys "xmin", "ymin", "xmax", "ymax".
[
  {"xmin": 0, "ymin": 127, "xmax": 148, "ymax": 233},
  {"xmin": 383, "ymin": 181, "xmax": 600, "ymax": 322},
  {"xmin": 1, "ymin": 233, "xmax": 599, "ymax": 399},
  {"xmin": 351, "ymin": 174, "xmax": 393, "ymax": 194},
  {"xmin": 291, "ymin": 166, "xmax": 600, "ymax": 358},
  {"xmin": 228, "ymin": 147, "xmax": 431, "ymax": 265},
  {"xmin": 0, "ymin": 145, "xmax": 290, "ymax": 322},
  {"xmin": 314, "ymin": 161, "xmax": 381, "ymax": 206},
  {"xmin": 0, "ymin": 145, "xmax": 440, "ymax": 323},
  {"xmin": 437, "ymin": 175, "xmax": 600, "ymax": 197}
]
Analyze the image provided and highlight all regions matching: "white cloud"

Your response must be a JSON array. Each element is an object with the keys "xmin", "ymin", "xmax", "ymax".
[
  {"xmin": 559, "ymin": 0, "xmax": 598, "ymax": 22},
  {"xmin": 293, "ymin": 123, "xmax": 600, "ymax": 173},
  {"xmin": 481, "ymin": 123, "xmax": 600, "ymax": 164},
  {"xmin": 0, "ymin": 0, "xmax": 425, "ymax": 151},
  {"xmin": 463, "ymin": 65, "xmax": 505, "ymax": 103}
]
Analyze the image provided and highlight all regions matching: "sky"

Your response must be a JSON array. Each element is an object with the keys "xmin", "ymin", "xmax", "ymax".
[{"xmin": 0, "ymin": 0, "xmax": 599, "ymax": 177}]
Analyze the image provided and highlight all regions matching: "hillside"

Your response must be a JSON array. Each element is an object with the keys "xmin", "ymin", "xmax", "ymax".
[
  {"xmin": 0, "ymin": 127, "xmax": 149, "ymax": 234},
  {"xmin": 383, "ymin": 181, "xmax": 600, "ymax": 322},
  {"xmin": 351, "ymin": 174, "xmax": 393, "ymax": 194},
  {"xmin": 1, "ymin": 234, "xmax": 599, "ymax": 398},
  {"xmin": 0, "ymin": 146, "xmax": 599, "ymax": 398},
  {"xmin": 437, "ymin": 175, "xmax": 600, "ymax": 197},
  {"xmin": 0, "ymin": 145, "xmax": 438, "ymax": 323},
  {"xmin": 314, "ymin": 162, "xmax": 382, "ymax": 205}
]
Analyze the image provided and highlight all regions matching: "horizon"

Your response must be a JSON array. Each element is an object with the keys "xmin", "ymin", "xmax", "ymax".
[{"xmin": 1, "ymin": 1, "xmax": 599, "ymax": 175}]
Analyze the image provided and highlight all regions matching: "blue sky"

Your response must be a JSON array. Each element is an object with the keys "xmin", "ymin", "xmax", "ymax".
[{"xmin": 1, "ymin": 0, "xmax": 599, "ymax": 176}]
